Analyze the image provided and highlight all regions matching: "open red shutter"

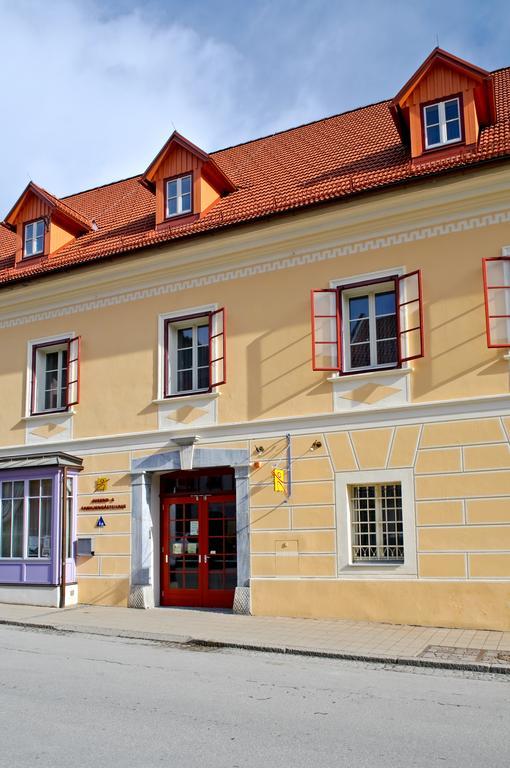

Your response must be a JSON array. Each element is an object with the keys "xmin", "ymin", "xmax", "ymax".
[
  {"xmin": 30, "ymin": 346, "xmax": 38, "ymax": 415},
  {"xmin": 396, "ymin": 270, "xmax": 424, "ymax": 362},
  {"xmin": 311, "ymin": 289, "xmax": 341, "ymax": 371},
  {"xmin": 210, "ymin": 308, "xmax": 226, "ymax": 387},
  {"xmin": 66, "ymin": 336, "xmax": 81, "ymax": 406},
  {"xmin": 483, "ymin": 257, "xmax": 510, "ymax": 347}
]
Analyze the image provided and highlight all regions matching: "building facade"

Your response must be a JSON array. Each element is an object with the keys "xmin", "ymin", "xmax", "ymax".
[{"xmin": 0, "ymin": 49, "xmax": 510, "ymax": 629}]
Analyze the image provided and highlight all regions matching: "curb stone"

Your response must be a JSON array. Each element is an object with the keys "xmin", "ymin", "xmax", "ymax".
[{"xmin": 1, "ymin": 616, "xmax": 509, "ymax": 675}]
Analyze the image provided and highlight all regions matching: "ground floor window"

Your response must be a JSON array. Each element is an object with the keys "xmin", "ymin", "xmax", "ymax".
[
  {"xmin": 349, "ymin": 483, "xmax": 403, "ymax": 563},
  {"xmin": 336, "ymin": 468, "xmax": 416, "ymax": 575},
  {"xmin": 0, "ymin": 478, "xmax": 53, "ymax": 559}
]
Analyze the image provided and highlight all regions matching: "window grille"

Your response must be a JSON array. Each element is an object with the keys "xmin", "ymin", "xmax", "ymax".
[{"xmin": 350, "ymin": 483, "xmax": 404, "ymax": 563}]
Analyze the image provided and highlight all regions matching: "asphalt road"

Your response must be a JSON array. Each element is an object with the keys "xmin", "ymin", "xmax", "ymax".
[{"xmin": 0, "ymin": 625, "xmax": 508, "ymax": 768}]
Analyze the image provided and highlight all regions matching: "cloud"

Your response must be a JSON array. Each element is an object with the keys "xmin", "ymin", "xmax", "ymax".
[
  {"xmin": 0, "ymin": 0, "xmax": 252, "ymax": 211},
  {"xmin": 0, "ymin": 0, "xmax": 509, "ymax": 214}
]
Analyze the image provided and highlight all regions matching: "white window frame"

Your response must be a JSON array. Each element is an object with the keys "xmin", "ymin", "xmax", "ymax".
[
  {"xmin": 336, "ymin": 468, "xmax": 417, "ymax": 577},
  {"xmin": 26, "ymin": 333, "xmax": 75, "ymax": 417},
  {"xmin": 342, "ymin": 280, "xmax": 398, "ymax": 373},
  {"xmin": 23, "ymin": 218, "xmax": 45, "ymax": 258},
  {"xmin": 157, "ymin": 306, "xmax": 216, "ymax": 399},
  {"xmin": 423, "ymin": 97, "xmax": 462, "ymax": 150},
  {"xmin": 166, "ymin": 174, "xmax": 192, "ymax": 218},
  {"xmin": 34, "ymin": 344, "xmax": 68, "ymax": 413},
  {"xmin": 169, "ymin": 317, "xmax": 210, "ymax": 395},
  {"xmin": 349, "ymin": 482, "xmax": 404, "ymax": 563}
]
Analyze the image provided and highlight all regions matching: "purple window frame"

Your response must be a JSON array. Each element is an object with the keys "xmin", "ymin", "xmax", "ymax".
[{"xmin": 0, "ymin": 468, "xmax": 78, "ymax": 587}]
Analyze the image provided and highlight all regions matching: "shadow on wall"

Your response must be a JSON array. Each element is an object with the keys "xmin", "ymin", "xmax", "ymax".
[
  {"xmin": 246, "ymin": 304, "xmax": 329, "ymax": 421},
  {"xmin": 409, "ymin": 256, "xmax": 510, "ymax": 401}
]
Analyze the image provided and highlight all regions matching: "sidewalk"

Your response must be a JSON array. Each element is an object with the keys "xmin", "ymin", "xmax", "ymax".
[{"xmin": 1, "ymin": 602, "xmax": 509, "ymax": 673}]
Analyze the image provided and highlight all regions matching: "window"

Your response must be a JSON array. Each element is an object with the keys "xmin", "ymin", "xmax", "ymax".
[
  {"xmin": 166, "ymin": 174, "xmax": 192, "ymax": 218},
  {"xmin": 349, "ymin": 483, "xmax": 403, "ymax": 563},
  {"xmin": 66, "ymin": 477, "xmax": 74, "ymax": 558},
  {"xmin": 1, "ymin": 481, "xmax": 24, "ymax": 558},
  {"xmin": 23, "ymin": 219, "xmax": 45, "ymax": 258},
  {"xmin": 31, "ymin": 337, "xmax": 80, "ymax": 415},
  {"xmin": 483, "ymin": 256, "xmax": 510, "ymax": 348},
  {"xmin": 344, "ymin": 284, "xmax": 397, "ymax": 370},
  {"xmin": 311, "ymin": 271, "xmax": 423, "ymax": 373},
  {"xmin": 164, "ymin": 310, "xmax": 225, "ymax": 396},
  {"xmin": 423, "ymin": 98, "xmax": 462, "ymax": 150},
  {"xmin": 0, "ymin": 478, "xmax": 52, "ymax": 560}
]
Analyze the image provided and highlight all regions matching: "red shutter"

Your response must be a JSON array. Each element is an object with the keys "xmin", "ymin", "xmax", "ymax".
[
  {"xmin": 30, "ymin": 345, "xmax": 38, "ymax": 415},
  {"xmin": 66, "ymin": 336, "xmax": 81, "ymax": 406},
  {"xmin": 396, "ymin": 270, "xmax": 424, "ymax": 363},
  {"xmin": 311, "ymin": 289, "xmax": 341, "ymax": 371},
  {"xmin": 209, "ymin": 308, "xmax": 226, "ymax": 387},
  {"xmin": 483, "ymin": 257, "xmax": 510, "ymax": 348}
]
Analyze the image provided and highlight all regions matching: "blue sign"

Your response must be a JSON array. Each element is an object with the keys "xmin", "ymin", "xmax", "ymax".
[{"xmin": 96, "ymin": 516, "xmax": 106, "ymax": 528}]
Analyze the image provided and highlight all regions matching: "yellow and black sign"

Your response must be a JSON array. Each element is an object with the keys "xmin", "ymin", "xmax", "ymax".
[{"xmin": 272, "ymin": 468, "xmax": 286, "ymax": 493}]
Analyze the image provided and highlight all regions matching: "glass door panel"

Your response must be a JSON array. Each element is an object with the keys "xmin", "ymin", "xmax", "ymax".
[
  {"xmin": 165, "ymin": 501, "xmax": 200, "ymax": 599},
  {"xmin": 206, "ymin": 499, "xmax": 237, "ymax": 601}
]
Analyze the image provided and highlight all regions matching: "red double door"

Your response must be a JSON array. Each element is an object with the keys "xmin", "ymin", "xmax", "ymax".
[{"xmin": 160, "ymin": 494, "xmax": 237, "ymax": 608}]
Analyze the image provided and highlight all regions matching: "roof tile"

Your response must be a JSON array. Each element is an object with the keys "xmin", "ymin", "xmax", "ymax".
[{"xmin": 1, "ymin": 66, "xmax": 509, "ymax": 286}]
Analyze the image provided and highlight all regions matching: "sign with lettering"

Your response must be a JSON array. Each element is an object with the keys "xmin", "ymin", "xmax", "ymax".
[{"xmin": 80, "ymin": 497, "xmax": 127, "ymax": 511}]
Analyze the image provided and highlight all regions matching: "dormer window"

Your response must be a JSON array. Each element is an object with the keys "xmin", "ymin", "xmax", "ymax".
[
  {"xmin": 23, "ymin": 219, "xmax": 45, "ymax": 258},
  {"xmin": 423, "ymin": 97, "xmax": 462, "ymax": 150},
  {"xmin": 166, "ymin": 174, "xmax": 192, "ymax": 219}
]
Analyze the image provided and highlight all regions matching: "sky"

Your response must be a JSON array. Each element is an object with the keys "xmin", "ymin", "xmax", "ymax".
[{"xmin": 0, "ymin": 0, "xmax": 508, "ymax": 213}]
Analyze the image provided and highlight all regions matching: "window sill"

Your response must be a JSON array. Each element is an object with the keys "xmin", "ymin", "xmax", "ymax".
[
  {"xmin": 327, "ymin": 367, "xmax": 411, "ymax": 384},
  {"xmin": 153, "ymin": 391, "xmax": 220, "ymax": 406},
  {"xmin": 22, "ymin": 410, "xmax": 75, "ymax": 421}
]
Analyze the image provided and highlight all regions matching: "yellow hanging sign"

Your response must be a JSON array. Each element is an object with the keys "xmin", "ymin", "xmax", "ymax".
[{"xmin": 272, "ymin": 468, "xmax": 286, "ymax": 493}]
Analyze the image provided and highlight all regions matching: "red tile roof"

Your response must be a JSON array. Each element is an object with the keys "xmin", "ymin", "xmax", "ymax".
[
  {"xmin": 3, "ymin": 181, "xmax": 93, "ymax": 233},
  {"xmin": 1, "ymin": 65, "xmax": 510, "ymax": 287}
]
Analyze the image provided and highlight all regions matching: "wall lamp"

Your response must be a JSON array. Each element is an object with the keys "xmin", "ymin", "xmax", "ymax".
[
  {"xmin": 310, "ymin": 440, "xmax": 322, "ymax": 452},
  {"xmin": 254, "ymin": 446, "xmax": 265, "ymax": 455}
]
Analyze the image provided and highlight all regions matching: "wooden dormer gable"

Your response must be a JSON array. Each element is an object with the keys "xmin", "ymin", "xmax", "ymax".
[
  {"xmin": 391, "ymin": 48, "xmax": 496, "ymax": 160},
  {"xmin": 141, "ymin": 131, "xmax": 236, "ymax": 229},
  {"xmin": 3, "ymin": 182, "xmax": 93, "ymax": 266}
]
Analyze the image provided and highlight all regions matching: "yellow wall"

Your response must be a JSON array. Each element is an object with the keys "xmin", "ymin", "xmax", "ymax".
[
  {"xmin": 70, "ymin": 414, "xmax": 510, "ymax": 628},
  {"xmin": 1, "ymin": 168, "xmax": 510, "ymax": 445},
  {"xmin": 2, "ymin": 164, "xmax": 510, "ymax": 628}
]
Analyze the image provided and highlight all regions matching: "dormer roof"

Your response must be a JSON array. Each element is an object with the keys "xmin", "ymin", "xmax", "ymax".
[
  {"xmin": 3, "ymin": 181, "xmax": 94, "ymax": 234},
  {"xmin": 0, "ymin": 56, "xmax": 509, "ymax": 287},
  {"xmin": 141, "ymin": 130, "xmax": 236, "ymax": 194},
  {"xmin": 391, "ymin": 47, "xmax": 496, "ymax": 140}
]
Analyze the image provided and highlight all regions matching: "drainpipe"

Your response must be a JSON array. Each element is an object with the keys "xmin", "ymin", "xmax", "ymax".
[{"xmin": 59, "ymin": 466, "xmax": 68, "ymax": 609}]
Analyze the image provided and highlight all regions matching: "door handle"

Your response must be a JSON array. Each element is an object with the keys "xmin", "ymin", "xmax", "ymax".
[
  {"xmin": 203, "ymin": 555, "xmax": 208, "ymax": 564},
  {"xmin": 165, "ymin": 554, "xmax": 168, "ymax": 564}
]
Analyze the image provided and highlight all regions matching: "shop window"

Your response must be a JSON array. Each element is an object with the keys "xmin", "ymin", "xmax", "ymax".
[
  {"xmin": 0, "ymin": 478, "xmax": 52, "ymax": 560},
  {"xmin": 66, "ymin": 476, "xmax": 74, "ymax": 559},
  {"xmin": 30, "ymin": 337, "xmax": 81, "ymax": 414},
  {"xmin": 311, "ymin": 271, "xmax": 423, "ymax": 373},
  {"xmin": 164, "ymin": 309, "xmax": 225, "ymax": 396}
]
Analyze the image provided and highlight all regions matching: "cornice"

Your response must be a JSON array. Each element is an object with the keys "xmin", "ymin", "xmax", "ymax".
[
  {"xmin": 1, "ymin": 164, "xmax": 510, "ymax": 329},
  {"xmin": 0, "ymin": 391, "xmax": 509, "ymax": 458}
]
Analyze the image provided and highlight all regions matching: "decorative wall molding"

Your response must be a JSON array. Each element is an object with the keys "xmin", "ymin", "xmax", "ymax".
[
  {"xmin": 2, "ymin": 390, "xmax": 510, "ymax": 460},
  {"xmin": 330, "ymin": 369, "xmax": 411, "ymax": 412},
  {"xmin": 1, "ymin": 207, "xmax": 510, "ymax": 329}
]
